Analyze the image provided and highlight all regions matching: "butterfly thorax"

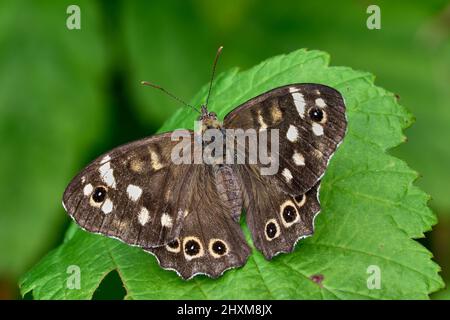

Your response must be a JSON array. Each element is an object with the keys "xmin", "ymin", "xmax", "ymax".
[{"xmin": 198, "ymin": 106, "xmax": 242, "ymax": 221}]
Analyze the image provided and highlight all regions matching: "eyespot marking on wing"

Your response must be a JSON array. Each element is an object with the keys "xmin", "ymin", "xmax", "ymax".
[
  {"xmin": 265, "ymin": 219, "xmax": 281, "ymax": 241},
  {"xmin": 280, "ymin": 200, "xmax": 300, "ymax": 228},
  {"xmin": 208, "ymin": 239, "xmax": 229, "ymax": 258},
  {"xmin": 183, "ymin": 236, "xmax": 204, "ymax": 260}
]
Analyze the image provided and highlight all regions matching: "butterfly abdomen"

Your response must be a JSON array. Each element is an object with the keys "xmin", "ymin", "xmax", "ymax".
[{"xmin": 214, "ymin": 165, "xmax": 242, "ymax": 222}]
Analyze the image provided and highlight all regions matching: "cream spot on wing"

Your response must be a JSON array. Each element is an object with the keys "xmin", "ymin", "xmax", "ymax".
[
  {"xmin": 184, "ymin": 209, "xmax": 189, "ymax": 217},
  {"xmin": 292, "ymin": 152, "xmax": 305, "ymax": 166},
  {"xmin": 81, "ymin": 176, "xmax": 86, "ymax": 184},
  {"xmin": 161, "ymin": 213, "xmax": 173, "ymax": 228},
  {"xmin": 292, "ymin": 92, "xmax": 306, "ymax": 118},
  {"xmin": 83, "ymin": 183, "xmax": 93, "ymax": 196},
  {"xmin": 127, "ymin": 184, "xmax": 142, "ymax": 202},
  {"xmin": 289, "ymin": 87, "xmax": 300, "ymax": 93},
  {"xmin": 312, "ymin": 122, "xmax": 324, "ymax": 136},
  {"xmin": 271, "ymin": 105, "xmax": 282, "ymax": 123},
  {"xmin": 101, "ymin": 198, "xmax": 113, "ymax": 214},
  {"xmin": 99, "ymin": 160, "xmax": 116, "ymax": 189},
  {"xmin": 149, "ymin": 149, "xmax": 164, "ymax": 171},
  {"xmin": 257, "ymin": 110, "xmax": 268, "ymax": 130},
  {"xmin": 282, "ymin": 168, "xmax": 293, "ymax": 182},
  {"xmin": 130, "ymin": 158, "xmax": 144, "ymax": 173},
  {"xmin": 315, "ymin": 98, "xmax": 327, "ymax": 108},
  {"xmin": 286, "ymin": 125, "xmax": 299, "ymax": 142},
  {"xmin": 138, "ymin": 207, "xmax": 150, "ymax": 226}
]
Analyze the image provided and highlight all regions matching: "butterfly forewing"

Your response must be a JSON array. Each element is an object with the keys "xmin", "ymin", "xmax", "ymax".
[
  {"xmin": 224, "ymin": 83, "xmax": 347, "ymax": 196},
  {"xmin": 63, "ymin": 132, "xmax": 196, "ymax": 248},
  {"xmin": 235, "ymin": 164, "xmax": 321, "ymax": 259}
]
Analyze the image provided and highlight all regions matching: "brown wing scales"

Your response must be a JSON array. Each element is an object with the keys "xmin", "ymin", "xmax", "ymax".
[{"xmin": 146, "ymin": 165, "xmax": 250, "ymax": 279}]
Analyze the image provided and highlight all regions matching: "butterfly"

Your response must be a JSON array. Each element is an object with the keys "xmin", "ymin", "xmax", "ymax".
[{"xmin": 62, "ymin": 47, "xmax": 347, "ymax": 280}]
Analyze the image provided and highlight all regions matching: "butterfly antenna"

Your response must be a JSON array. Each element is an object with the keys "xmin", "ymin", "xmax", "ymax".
[
  {"xmin": 140, "ymin": 81, "xmax": 200, "ymax": 114},
  {"xmin": 205, "ymin": 46, "xmax": 223, "ymax": 108}
]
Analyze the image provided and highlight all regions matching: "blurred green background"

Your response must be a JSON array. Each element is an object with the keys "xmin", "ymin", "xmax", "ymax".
[{"xmin": 0, "ymin": 0, "xmax": 449, "ymax": 299}]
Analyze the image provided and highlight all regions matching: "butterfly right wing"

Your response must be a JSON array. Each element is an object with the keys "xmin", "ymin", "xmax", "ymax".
[
  {"xmin": 62, "ymin": 131, "xmax": 197, "ymax": 248},
  {"xmin": 235, "ymin": 163, "xmax": 321, "ymax": 259}
]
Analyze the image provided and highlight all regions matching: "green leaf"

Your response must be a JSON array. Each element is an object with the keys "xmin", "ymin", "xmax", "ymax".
[
  {"xmin": 0, "ymin": 0, "xmax": 106, "ymax": 278},
  {"xmin": 19, "ymin": 49, "xmax": 443, "ymax": 299}
]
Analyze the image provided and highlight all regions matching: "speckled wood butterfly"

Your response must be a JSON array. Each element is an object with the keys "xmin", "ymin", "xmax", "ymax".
[{"xmin": 62, "ymin": 48, "xmax": 347, "ymax": 279}]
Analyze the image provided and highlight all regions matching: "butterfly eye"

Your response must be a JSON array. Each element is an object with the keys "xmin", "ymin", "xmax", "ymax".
[
  {"xmin": 308, "ymin": 107, "xmax": 325, "ymax": 123},
  {"xmin": 92, "ymin": 186, "xmax": 107, "ymax": 203}
]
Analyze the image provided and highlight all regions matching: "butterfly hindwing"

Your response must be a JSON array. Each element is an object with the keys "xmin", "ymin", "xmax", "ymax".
[
  {"xmin": 235, "ymin": 164, "xmax": 320, "ymax": 259},
  {"xmin": 146, "ymin": 165, "xmax": 251, "ymax": 279},
  {"xmin": 62, "ymin": 132, "xmax": 196, "ymax": 248},
  {"xmin": 224, "ymin": 83, "xmax": 347, "ymax": 196}
]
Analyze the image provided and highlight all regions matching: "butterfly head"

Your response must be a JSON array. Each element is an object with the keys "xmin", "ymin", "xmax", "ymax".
[{"xmin": 198, "ymin": 105, "xmax": 221, "ymax": 130}]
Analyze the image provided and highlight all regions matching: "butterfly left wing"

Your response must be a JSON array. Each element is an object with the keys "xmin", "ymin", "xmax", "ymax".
[
  {"xmin": 146, "ymin": 165, "xmax": 251, "ymax": 279},
  {"xmin": 224, "ymin": 83, "xmax": 347, "ymax": 196}
]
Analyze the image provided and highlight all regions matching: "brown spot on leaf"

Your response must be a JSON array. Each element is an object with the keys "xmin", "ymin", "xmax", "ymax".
[{"xmin": 310, "ymin": 274, "xmax": 324, "ymax": 286}]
